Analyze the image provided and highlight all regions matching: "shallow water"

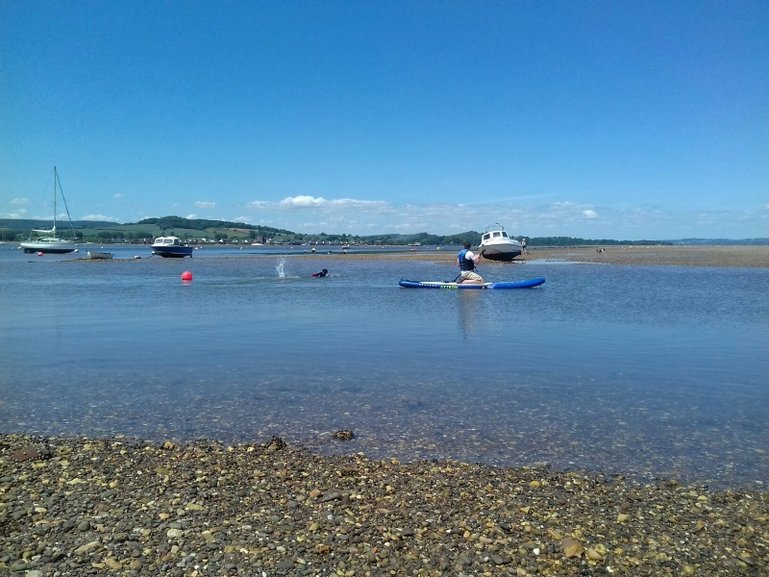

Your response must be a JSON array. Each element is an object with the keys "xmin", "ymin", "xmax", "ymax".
[{"xmin": 1, "ymin": 244, "xmax": 767, "ymax": 489}]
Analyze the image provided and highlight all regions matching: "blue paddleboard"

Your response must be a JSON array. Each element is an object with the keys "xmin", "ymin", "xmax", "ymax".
[{"xmin": 398, "ymin": 277, "xmax": 545, "ymax": 289}]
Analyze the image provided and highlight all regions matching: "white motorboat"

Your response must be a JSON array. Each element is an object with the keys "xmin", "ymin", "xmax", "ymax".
[
  {"xmin": 477, "ymin": 224, "xmax": 522, "ymax": 262},
  {"xmin": 87, "ymin": 250, "xmax": 113, "ymax": 260},
  {"xmin": 151, "ymin": 236, "xmax": 194, "ymax": 258},
  {"xmin": 19, "ymin": 167, "xmax": 78, "ymax": 254}
]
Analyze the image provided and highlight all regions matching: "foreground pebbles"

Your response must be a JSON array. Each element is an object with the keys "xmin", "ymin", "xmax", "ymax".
[{"xmin": 1, "ymin": 434, "xmax": 767, "ymax": 576}]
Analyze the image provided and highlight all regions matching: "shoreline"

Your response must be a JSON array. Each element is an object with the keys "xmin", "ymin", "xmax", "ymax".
[
  {"xmin": 59, "ymin": 244, "xmax": 769, "ymax": 268},
  {"xmin": 2, "ymin": 433, "xmax": 767, "ymax": 576},
  {"xmin": 392, "ymin": 244, "xmax": 769, "ymax": 268}
]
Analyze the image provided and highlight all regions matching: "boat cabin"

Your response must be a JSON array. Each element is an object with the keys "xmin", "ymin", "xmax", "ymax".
[
  {"xmin": 481, "ymin": 229, "xmax": 510, "ymax": 243},
  {"xmin": 152, "ymin": 236, "xmax": 185, "ymax": 247}
]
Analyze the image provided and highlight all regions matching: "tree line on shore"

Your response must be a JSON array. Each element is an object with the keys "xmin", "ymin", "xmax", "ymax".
[{"xmin": 0, "ymin": 215, "xmax": 710, "ymax": 247}]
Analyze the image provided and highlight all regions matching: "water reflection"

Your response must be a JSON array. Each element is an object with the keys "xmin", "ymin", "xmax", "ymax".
[{"xmin": 457, "ymin": 291, "xmax": 482, "ymax": 339}]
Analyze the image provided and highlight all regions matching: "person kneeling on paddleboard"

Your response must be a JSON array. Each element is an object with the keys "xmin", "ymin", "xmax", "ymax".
[
  {"xmin": 312, "ymin": 268, "xmax": 328, "ymax": 278},
  {"xmin": 457, "ymin": 242, "xmax": 483, "ymax": 284}
]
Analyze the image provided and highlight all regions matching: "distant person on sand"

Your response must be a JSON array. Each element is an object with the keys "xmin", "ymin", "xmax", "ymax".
[
  {"xmin": 311, "ymin": 268, "xmax": 328, "ymax": 278},
  {"xmin": 456, "ymin": 242, "xmax": 483, "ymax": 284},
  {"xmin": 521, "ymin": 237, "xmax": 527, "ymax": 254}
]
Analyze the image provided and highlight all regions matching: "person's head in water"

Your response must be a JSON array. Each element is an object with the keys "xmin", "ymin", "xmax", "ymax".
[{"xmin": 322, "ymin": 268, "xmax": 328, "ymax": 275}]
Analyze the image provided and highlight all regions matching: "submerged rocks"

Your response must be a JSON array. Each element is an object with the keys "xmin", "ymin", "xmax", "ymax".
[
  {"xmin": 1, "ymin": 433, "xmax": 767, "ymax": 576},
  {"xmin": 332, "ymin": 429, "xmax": 355, "ymax": 441}
]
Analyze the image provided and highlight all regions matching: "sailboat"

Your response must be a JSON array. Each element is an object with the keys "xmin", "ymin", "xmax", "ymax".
[{"xmin": 19, "ymin": 167, "xmax": 78, "ymax": 254}]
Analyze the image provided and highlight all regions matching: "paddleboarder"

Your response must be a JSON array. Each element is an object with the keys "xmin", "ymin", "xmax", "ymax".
[{"xmin": 457, "ymin": 242, "xmax": 483, "ymax": 284}]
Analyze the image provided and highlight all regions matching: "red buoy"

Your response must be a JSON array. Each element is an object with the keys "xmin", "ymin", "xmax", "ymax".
[{"xmin": 181, "ymin": 271, "xmax": 193, "ymax": 282}]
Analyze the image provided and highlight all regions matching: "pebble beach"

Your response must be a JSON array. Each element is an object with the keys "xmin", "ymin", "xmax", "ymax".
[
  {"xmin": 2, "ymin": 434, "xmax": 767, "ymax": 576},
  {"xmin": 3, "ymin": 244, "xmax": 768, "ymax": 576}
]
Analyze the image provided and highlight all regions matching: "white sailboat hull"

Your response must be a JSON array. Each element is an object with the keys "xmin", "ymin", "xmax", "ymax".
[{"xmin": 20, "ymin": 237, "xmax": 77, "ymax": 254}]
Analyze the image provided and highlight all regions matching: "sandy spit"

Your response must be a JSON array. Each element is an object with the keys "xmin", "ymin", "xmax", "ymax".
[{"xmin": 355, "ymin": 245, "xmax": 769, "ymax": 268}]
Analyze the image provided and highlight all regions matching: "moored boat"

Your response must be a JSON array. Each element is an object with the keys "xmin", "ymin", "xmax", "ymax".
[
  {"xmin": 477, "ymin": 223, "xmax": 522, "ymax": 262},
  {"xmin": 87, "ymin": 250, "xmax": 113, "ymax": 260},
  {"xmin": 151, "ymin": 236, "xmax": 193, "ymax": 258},
  {"xmin": 19, "ymin": 167, "xmax": 78, "ymax": 255}
]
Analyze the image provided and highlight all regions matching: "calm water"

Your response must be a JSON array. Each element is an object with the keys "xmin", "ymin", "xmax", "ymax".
[{"xmin": 1, "ymin": 244, "xmax": 767, "ymax": 490}]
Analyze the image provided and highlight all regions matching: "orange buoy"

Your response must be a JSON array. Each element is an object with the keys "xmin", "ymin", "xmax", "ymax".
[{"xmin": 181, "ymin": 271, "xmax": 193, "ymax": 281}]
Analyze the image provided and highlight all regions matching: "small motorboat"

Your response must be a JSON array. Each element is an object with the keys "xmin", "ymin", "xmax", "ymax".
[
  {"xmin": 477, "ymin": 224, "xmax": 522, "ymax": 262},
  {"xmin": 87, "ymin": 250, "xmax": 113, "ymax": 260},
  {"xmin": 151, "ymin": 236, "xmax": 193, "ymax": 258}
]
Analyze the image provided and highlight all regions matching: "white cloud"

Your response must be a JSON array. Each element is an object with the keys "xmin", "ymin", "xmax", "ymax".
[
  {"xmin": 194, "ymin": 201, "xmax": 216, "ymax": 209},
  {"xmin": 11, "ymin": 197, "xmax": 28, "ymax": 206},
  {"xmin": 247, "ymin": 195, "xmax": 392, "ymax": 213},
  {"xmin": 280, "ymin": 195, "xmax": 326, "ymax": 207},
  {"xmin": 582, "ymin": 209, "xmax": 599, "ymax": 219},
  {"xmin": 81, "ymin": 214, "xmax": 119, "ymax": 222},
  {"xmin": 276, "ymin": 195, "xmax": 391, "ymax": 210},
  {"xmin": 186, "ymin": 213, "xmax": 197, "ymax": 219},
  {"xmin": 1, "ymin": 209, "xmax": 27, "ymax": 218}
]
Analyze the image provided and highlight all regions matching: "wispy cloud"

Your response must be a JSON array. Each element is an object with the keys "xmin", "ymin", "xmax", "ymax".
[
  {"xmin": 194, "ymin": 201, "xmax": 216, "ymax": 209},
  {"xmin": 276, "ymin": 195, "xmax": 391, "ymax": 211},
  {"xmin": 1, "ymin": 209, "xmax": 27, "ymax": 218},
  {"xmin": 81, "ymin": 214, "xmax": 119, "ymax": 222}
]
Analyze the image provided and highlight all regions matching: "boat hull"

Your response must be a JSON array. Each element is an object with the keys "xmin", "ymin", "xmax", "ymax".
[
  {"xmin": 152, "ymin": 247, "xmax": 194, "ymax": 258},
  {"xmin": 399, "ymin": 277, "xmax": 545, "ymax": 289},
  {"xmin": 478, "ymin": 245, "xmax": 522, "ymax": 262},
  {"xmin": 87, "ymin": 251, "xmax": 113, "ymax": 260},
  {"xmin": 20, "ymin": 241, "xmax": 77, "ymax": 254}
]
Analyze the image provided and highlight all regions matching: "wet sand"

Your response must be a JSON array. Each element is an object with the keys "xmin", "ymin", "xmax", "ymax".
[
  {"xmin": 2, "ymin": 434, "xmax": 767, "ymax": 576},
  {"xmin": 376, "ymin": 244, "xmax": 769, "ymax": 268},
  {"xmin": 520, "ymin": 245, "xmax": 769, "ymax": 268}
]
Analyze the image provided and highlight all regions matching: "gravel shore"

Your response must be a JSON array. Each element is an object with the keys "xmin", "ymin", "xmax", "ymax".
[{"xmin": 2, "ymin": 434, "xmax": 767, "ymax": 576}]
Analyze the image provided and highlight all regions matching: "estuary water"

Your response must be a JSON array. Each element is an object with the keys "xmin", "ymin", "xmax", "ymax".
[{"xmin": 1, "ymin": 243, "xmax": 767, "ymax": 490}]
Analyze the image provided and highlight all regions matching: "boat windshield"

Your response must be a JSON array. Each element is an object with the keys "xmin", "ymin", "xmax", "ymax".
[{"xmin": 155, "ymin": 237, "xmax": 181, "ymax": 246}]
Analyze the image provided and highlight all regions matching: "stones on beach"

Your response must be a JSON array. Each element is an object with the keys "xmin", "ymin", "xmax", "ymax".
[
  {"xmin": 1, "ymin": 433, "xmax": 767, "ymax": 576},
  {"xmin": 12, "ymin": 444, "xmax": 52, "ymax": 462},
  {"xmin": 264, "ymin": 435, "xmax": 286, "ymax": 451}
]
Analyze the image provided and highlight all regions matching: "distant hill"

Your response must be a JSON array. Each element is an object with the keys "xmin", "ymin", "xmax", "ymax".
[{"xmin": 1, "ymin": 217, "xmax": 767, "ymax": 246}]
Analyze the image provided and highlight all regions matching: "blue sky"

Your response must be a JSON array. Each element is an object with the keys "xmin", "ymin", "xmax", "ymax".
[{"xmin": 2, "ymin": 1, "xmax": 767, "ymax": 239}]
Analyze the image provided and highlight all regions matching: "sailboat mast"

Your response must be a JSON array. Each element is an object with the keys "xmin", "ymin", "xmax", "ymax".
[{"xmin": 52, "ymin": 166, "xmax": 58, "ymax": 235}]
